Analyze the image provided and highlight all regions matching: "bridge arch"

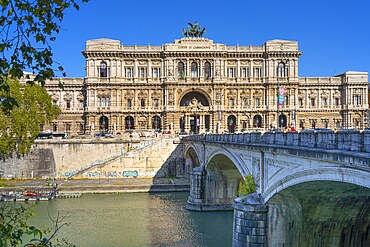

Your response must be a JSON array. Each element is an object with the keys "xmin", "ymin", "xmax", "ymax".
[
  {"xmin": 184, "ymin": 144, "xmax": 202, "ymax": 173},
  {"xmin": 205, "ymin": 147, "xmax": 250, "ymax": 178},
  {"xmin": 263, "ymin": 166, "xmax": 370, "ymax": 202},
  {"xmin": 204, "ymin": 153, "xmax": 244, "ymax": 208}
]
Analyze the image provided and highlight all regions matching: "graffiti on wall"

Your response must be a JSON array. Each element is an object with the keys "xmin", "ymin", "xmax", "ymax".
[{"xmin": 81, "ymin": 170, "xmax": 156, "ymax": 178}]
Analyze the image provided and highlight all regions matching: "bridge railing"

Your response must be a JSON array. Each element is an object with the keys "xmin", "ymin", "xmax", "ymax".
[{"xmin": 183, "ymin": 129, "xmax": 370, "ymax": 153}]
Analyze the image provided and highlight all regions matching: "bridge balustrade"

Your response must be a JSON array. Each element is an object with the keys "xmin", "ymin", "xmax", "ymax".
[
  {"xmin": 337, "ymin": 130, "xmax": 362, "ymax": 152},
  {"xmin": 183, "ymin": 130, "xmax": 370, "ymax": 153}
]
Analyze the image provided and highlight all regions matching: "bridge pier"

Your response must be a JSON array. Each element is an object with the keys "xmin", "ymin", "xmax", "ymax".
[
  {"xmin": 187, "ymin": 164, "xmax": 239, "ymax": 211},
  {"xmin": 186, "ymin": 166, "xmax": 207, "ymax": 211},
  {"xmin": 232, "ymin": 193, "xmax": 268, "ymax": 247}
]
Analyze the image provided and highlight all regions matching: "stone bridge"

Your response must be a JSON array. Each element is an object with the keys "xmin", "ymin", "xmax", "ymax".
[{"xmin": 181, "ymin": 129, "xmax": 370, "ymax": 247}]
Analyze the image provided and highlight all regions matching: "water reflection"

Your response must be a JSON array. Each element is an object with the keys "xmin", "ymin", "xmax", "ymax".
[{"xmin": 30, "ymin": 192, "xmax": 233, "ymax": 247}]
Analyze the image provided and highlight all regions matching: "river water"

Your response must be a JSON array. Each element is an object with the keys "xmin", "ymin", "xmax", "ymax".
[{"xmin": 30, "ymin": 192, "xmax": 233, "ymax": 247}]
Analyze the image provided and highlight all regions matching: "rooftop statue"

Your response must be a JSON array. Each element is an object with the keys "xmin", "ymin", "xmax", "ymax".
[{"xmin": 182, "ymin": 22, "xmax": 206, "ymax": 38}]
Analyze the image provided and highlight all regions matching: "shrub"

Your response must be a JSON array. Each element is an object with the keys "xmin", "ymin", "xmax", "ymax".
[{"xmin": 238, "ymin": 175, "xmax": 257, "ymax": 196}]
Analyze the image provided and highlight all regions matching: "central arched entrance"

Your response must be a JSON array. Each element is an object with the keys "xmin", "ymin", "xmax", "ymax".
[{"xmin": 179, "ymin": 91, "xmax": 210, "ymax": 134}]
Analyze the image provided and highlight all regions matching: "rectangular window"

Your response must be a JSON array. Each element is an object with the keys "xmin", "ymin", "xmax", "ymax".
[
  {"xmin": 298, "ymin": 99, "xmax": 303, "ymax": 107},
  {"xmin": 322, "ymin": 98, "xmax": 328, "ymax": 107},
  {"xmin": 79, "ymin": 101, "xmax": 84, "ymax": 109},
  {"xmin": 141, "ymin": 99, "xmax": 146, "ymax": 108},
  {"xmin": 126, "ymin": 68, "xmax": 133, "ymax": 78},
  {"xmin": 335, "ymin": 98, "xmax": 340, "ymax": 106},
  {"xmin": 241, "ymin": 68, "xmax": 248, "ymax": 78},
  {"xmin": 66, "ymin": 101, "xmax": 71, "ymax": 109},
  {"xmin": 139, "ymin": 68, "xmax": 146, "ymax": 78},
  {"xmin": 228, "ymin": 68, "xmax": 236, "ymax": 78},
  {"xmin": 52, "ymin": 123, "xmax": 57, "ymax": 132},
  {"xmin": 243, "ymin": 98, "xmax": 248, "ymax": 108},
  {"xmin": 80, "ymin": 123, "xmax": 84, "ymax": 132},
  {"xmin": 153, "ymin": 99, "xmax": 159, "ymax": 108},
  {"xmin": 152, "ymin": 68, "xmax": 160, "ymax": 78},
  {"xmin": 253, "ymin": 68, "xmax": 261, "ymax": 77},
  {"xmin": 229, "ymin": 98, "xmax": 234, "ymax": 107},
  {"xmin": 66, "ymin": 123, "xmax": 71, "ymax": 132},
  {"xmin": 101, "ymin": 98, "xmax": 106, "ymax": 107},
  {"xmin": 353, "ymin": 95, "xmax": 361, "ymax": 105},
  {"xmin": 310, "ymin": 98, "xmax": 315, "ymax": 107},
  {"xmin": 127, "ymin": 99, "xmax": 132, "ymax": 108},
  {"xmin": 255, "ymin": 98, "xmax": 260, "ymax": 107}
]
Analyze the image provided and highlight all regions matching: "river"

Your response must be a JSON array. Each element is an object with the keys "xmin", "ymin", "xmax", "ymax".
[{"xmin": 30, "ymin": 192, "xmax": 233, "ymax": 247}]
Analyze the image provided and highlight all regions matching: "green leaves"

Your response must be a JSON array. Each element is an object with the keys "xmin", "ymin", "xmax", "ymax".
[
  {"xmin": 0, "ymin": 0, "xmax": 89, "ymax": 105},
  {"xmin": 0, "ymin": 78, "xmax": 60, "ymax": 159},
  {"xmin": 0, "ymin": 203, "xmax": 73, "ymax": 246},
  {"xmin": 238, "ymin": 175, "xmax": 257, "ymax": 196}
]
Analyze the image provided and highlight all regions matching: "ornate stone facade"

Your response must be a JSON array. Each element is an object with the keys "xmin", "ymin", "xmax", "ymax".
[{"xmin": 44, "ymin": 37, "xmax": 369, "ymax": 135}]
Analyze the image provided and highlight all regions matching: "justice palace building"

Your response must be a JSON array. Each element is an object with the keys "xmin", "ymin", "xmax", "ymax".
[{"xmin": 43, "ymin": 36, "xmax": 369, "ymax": 136}]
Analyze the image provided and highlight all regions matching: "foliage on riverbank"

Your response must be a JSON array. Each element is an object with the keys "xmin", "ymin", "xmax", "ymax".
[{"xmin": 238, "ymin": 175, "xmax": 257, "ymax": 196}]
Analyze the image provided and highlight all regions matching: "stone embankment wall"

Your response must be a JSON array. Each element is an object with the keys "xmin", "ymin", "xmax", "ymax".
[{"xmin": 0, "ymin": 137, "xmax": 184, "ymax": 179}]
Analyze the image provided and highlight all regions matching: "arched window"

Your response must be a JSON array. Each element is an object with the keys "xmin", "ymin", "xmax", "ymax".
[
  {"xmin": 99, "ymin": 116, "xmax": 109, "ymax": 133},
  {"xmin": 125, "ymin": 116, "xmax": 135, "ymax": 130},
  {"xmin": 277, "ymin": 62, "xmax": 285, "ymax": 77},
  {"xmin": 253, "ymin": 115, "xmax": 262, "ymax": 128},
  {"xmin": 191, "ymin": 62, "xmax": 198, "ymax": 78},
  {"xmin": 204, "ymin": 62, "xmax": 211, "ymax": 78},
  {"xmin": 100, "ymin": 62, "xmax": 108, "ymax": 77},
  {"xmin": 227, "ymin": 115, "xmax": 236, "ymax": 133},
  {"xmin": 178, "ymin": 62, "xmax": 185, "ymax": 78},
  {"xmin": 278, "ymin": 114, "xmax": 287, "ymax": 128}
]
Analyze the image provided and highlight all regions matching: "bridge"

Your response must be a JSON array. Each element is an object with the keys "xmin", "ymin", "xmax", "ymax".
[{"xmin": 181, "ymin": 129, "xmax": 370, "ymax": 247}]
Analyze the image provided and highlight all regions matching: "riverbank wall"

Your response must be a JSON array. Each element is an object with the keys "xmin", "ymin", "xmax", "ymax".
[{"xmin": 0, "ymin": 136, "xmax": 186, "ymax": 180}]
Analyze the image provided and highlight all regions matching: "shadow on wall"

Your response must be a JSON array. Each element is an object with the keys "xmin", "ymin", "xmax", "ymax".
[{"xmin": 152, "ymin": 144, "xmax": 188, "ymax": 183}]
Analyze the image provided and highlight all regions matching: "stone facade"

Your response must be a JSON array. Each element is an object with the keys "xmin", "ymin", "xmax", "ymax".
[{"xmin": 42, "ymin": 37, "xmax": 369, "ymax": 135}]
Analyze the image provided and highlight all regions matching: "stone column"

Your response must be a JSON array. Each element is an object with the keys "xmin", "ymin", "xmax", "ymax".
[{"xmin": 232, "ymin": 193, "xmax": 268, "ymax": 247}]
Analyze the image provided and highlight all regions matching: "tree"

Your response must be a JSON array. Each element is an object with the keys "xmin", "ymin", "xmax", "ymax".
[
  {"xmin": 0, "ymin": 78, "xmax": 60, "ymax": 159},
  {"xmin": 0, "ymin": 0, "xmax": 88, "ymax": 110},
  {"xmin": 0, "ymin": 203, "xmax": 73, "ymax": 247}
]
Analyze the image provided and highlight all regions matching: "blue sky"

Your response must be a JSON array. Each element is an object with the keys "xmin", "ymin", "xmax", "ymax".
[{"xmin": 52, "ymin": 0, "xmax": 370, "ymax": 78}]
